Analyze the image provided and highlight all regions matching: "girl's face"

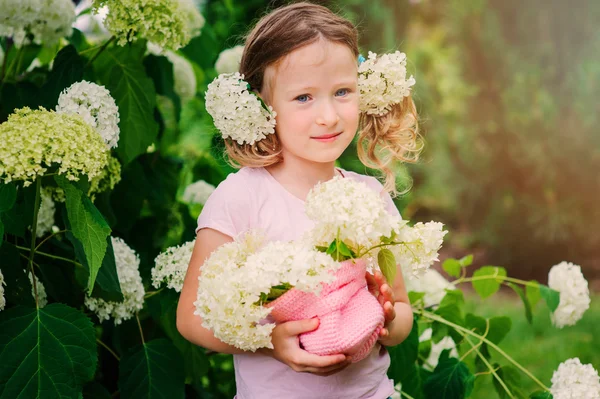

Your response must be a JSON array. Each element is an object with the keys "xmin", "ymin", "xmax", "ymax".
[{"xmin": 262, "ymin": 39, "xmax": 359, "ymax": 165}]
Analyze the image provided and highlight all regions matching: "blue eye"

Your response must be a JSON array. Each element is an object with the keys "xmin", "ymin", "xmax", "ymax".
[
  {"xmin": 295, "ymin": 94, "xmax": 310, "ymax": 103},
  {"xmin": 336, "ymin": 88, "xmax": 350, "ymax": 97}
]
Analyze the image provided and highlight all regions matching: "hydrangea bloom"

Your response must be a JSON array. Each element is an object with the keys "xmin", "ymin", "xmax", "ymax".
[
  {"xmin": 35, "ymin": 188, "xmax": 56, "ymax": 238},
  {"xmin": 194, "ymin": 231, "xmax": 340, "ymax": 351},
  {"xmin": 152, "ymin": 240, "xmax": 194, "ymax": 292},
  {"xmin": 389, "ymin": 222, "xmax": 447, "ymax": 277},
  {"xmin": 0, "ymin": 0, "xmax": 76, "ymax": 48},
  {"xmin": 0, "ymin": 107, "xmax": 109, "ymax": 187},
  {"xmin": 29, "ymin": 271, "xmax": 47, "ymax": 308},
  {"xmin": 182, "ymin": 179, "xmax": 215, "ymax": 205},
  {"xmin": 405, "ymin": 269, "xmax": 455, "ymax": 307},
  {"xmin": 93, "ymin": 0, "xmax": 204, "ymax": 50},
  {"xmin": 419, "ymin": 328, "xmax": 458, "ymax": 371},
  {"xmin": 358, "ymin": 51, "xmax": 416, "ymax": 116},
  {"xmin": 304, "ymin": 176, "xmax": 402, "ymax": 251},
  {"xmin": 56, "ymin": 81, "xmax": 120, "ymax": 149},
  {"xmin": 205, "ymin": 72, "xmax": 277, "ymax": 145},
  {"xmin": 85, "ymin": 237, "xmax": 145, "ymax": 325},
  {"xmin": 548, "ymin": 261, "xmax": 590, "ymax": 328},
  {"xmin": 215, "ymin": 45, "xmax": 244, "ymax": 74},
  {"xmin": 0, "ymin": 269, "xmax": 6, "ymax": 311},
  {"xmin": 551, "ymin": 358, "xmax": 600, "ymax": 399}
]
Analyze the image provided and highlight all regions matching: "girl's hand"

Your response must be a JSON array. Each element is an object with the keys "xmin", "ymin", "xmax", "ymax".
[
  {"xmin": 260, "ymin": 318, "xmax": 352, "ymax": 376},
  {"xmin": 365, "ymin": 270, "xmax": 396, "ymax": 340}
]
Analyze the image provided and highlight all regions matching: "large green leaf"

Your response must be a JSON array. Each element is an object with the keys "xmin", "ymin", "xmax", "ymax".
[
  {"xmin": 388, "ymin": 316, "xmax": 422, "ymax": 398},
  {"xmin": 540, "ymin": 286, "xmax": 560, "ymax": 312},
  {"xmin": 472, "ymin": 266, "xmax": 507, "ymax": 299},
  {"xmin": 0, "ymin": 304, "xmax": 97, "ymax": 398},
  {"xmin": 55, "ymin": 176, "xmax": 111, "ymax": 295},
  {"xmin": 0, "ymin": 183, "xmax": 16, "ymax": 212},
  {"xmin": 423, "ymin": 350, "xmax": 475, "ymax": 399},
  {"xmin": 119, "ymin": 339, "xmax": 185, "ymax": 399},
  {"xmin": 442, "ymin": 258, "xmax": 461, "ymax": 278},
  {"xmin": 40, "ymin": 45, "xmax": 85, "ymax": 109},
  {"xmin": 95, "ymin": 44, "xmax": 158, "ymax": 165}
]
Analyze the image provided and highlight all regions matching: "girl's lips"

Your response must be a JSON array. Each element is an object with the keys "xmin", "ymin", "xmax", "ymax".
[{"xmin": 311, "ymin": 132, "xmax": 342, "ymax": 141}]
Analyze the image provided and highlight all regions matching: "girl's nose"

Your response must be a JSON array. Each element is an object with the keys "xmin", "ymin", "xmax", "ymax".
[{"xmin": 316, "ymin": 101, "xmax": 341, "ymax": 127}]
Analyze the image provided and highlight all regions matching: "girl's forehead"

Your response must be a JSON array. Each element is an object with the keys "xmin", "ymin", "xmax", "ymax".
[{"xmin": 273, "ymin": 40, "xmax": 357, "ymax": 86}]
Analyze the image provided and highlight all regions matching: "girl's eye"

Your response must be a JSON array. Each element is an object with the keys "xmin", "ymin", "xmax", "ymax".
[
  {"xmin": 295, "ymin": 94, "xmax": 310, "ymax": 103},
  {"xmin": 335, "ymin": 88, "xmax": 350, "ymax": 97}
]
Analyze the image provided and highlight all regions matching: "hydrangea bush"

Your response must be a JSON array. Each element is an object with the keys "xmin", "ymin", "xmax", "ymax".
[{"xmin": 0, "ymin": 1, "xmax": 596, "ymax": 398}]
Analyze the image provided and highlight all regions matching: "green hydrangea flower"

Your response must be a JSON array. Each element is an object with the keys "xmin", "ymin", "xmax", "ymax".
[
  {"xmin": 0, "ymin": 107, "xmax": 109, "ymax": 186},
  {"xmin": 93, "ymin": 0, "xmax": 204, "ymax": 51}
]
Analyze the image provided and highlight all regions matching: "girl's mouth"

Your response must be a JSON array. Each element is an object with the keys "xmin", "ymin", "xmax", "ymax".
[{"xmin": 311, "ymin": 132, "xmax": 342, "ymax": 142}]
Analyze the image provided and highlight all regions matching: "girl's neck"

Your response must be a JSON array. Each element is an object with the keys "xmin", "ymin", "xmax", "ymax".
[{"xmin": 265, "ymin": 157, "xmax": 338, "ymax": 201}]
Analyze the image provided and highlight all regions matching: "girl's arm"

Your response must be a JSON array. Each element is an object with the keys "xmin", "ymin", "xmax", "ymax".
[{"xmin": 176, "ymin": 228, "xmax": 246, "ymax": 354}]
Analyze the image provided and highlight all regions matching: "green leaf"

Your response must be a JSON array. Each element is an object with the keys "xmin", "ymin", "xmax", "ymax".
[
  {"xmin": 144, "ymin": 55, "xmax": 181, "ymax": 121},
  {"xmin": 95, "ymin": 44, "xmax": 158, "ymax": 164},
  {"xmin": 315, "ymin": 245, "xmax": 328, "ymax": 253},
  {"xmin": 119, "ymin": 339, "xmax": 185, "ymax": 399},
  {"xmin": 493, "ymin": 364, "xmax": 528, "ymax": 399},
  {"xmin": 0, "ymin": 304, "xmax": 97, "ymax": 397},
  {"xmin": 472, "ymin": 266, "xmax": 507, "ymax": 299},
  {"xmin": 388, "ymin": 317, "xmax": 423, "ymax": 399},
  {"xmin": 408, "ymin": 291, "xmax": 425, "ymax": 305},
  {"xmin": 378, "ymin": 248, "xmax": 397, "ymax": 286},
  {"xmin": 540, "ymin": 285, "xmax": 560, "ymax": 312},
  {"xmin": 442, "ymin": 258, "xmax": 461, "ymax": 278},
  {"xmin": 487, "ymin": 316, "xmax": 512, "ymax": 345},
  {"xmin": 526, "ymin": 280, "xmax": 542, "ymax": 308},
  {"xmin": 41, "ymin": 45, "xmax": 85, "ymax": 109},
  {"xmin": 459, "ymin": 254, "xmax": 474, "ymax": 267},
  {"xmin": 90, "ymin": 236, "xmax": 123, "ymax": 302},
  {"xmin": 508, "ymin": 282, "xmax": 533, "ymax": 324},
  {"xmin": 337, "ymin": 240, "xmax": 354, "ymax": 258},
  {"xmin": 530, "ymin": 391, "xmax": 553, "ymax": 399},
  {"xmin": 55, "ymin": 176, "xmax": 111, "ymax": 295},
  {"xmin": 435, "ymin": 290, "xmax": 465, "ymax": 343},
  {"xmin": 423, "ymin": 351, "xmax": 475, "ymax": 399},
  {"xmin": 0, "ymin": 183, "xmax": 17, "ymax": 212}
]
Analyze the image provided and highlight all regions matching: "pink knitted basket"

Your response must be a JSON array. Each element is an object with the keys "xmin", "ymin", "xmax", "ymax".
[{"xmin": 265, "ymin": 259, "xmax": 384, "ymax": 363}]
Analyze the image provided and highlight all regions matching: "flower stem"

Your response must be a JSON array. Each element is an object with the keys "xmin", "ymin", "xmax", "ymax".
[
  {"xmin": 85, "ymin": 36, "xmax": 115, "ymax": 67},
  {"xmin": 135, "ymin": 313, "xmax": 145, "ymax": 345},
  {"xmin": 29, "ymin": 178, "xmax": 42, "ymax": 309},
  {"xmin": 452, "ymin": 275, "xmax": 539, "ymax": 288},
  {"xmin": 144, "ymin": 288, "xmax": 165, "ymax": 299},
  {"xmin": 400, "ymin": 391, "xmax": 416, "ymax": 399},
  {"xmin": 460, "ymin": 330, "xmax": 514, "ymax": 398},
  {"xmin": 97, "ymin": 338, "xmax": 120, "ymax": 361},
  {"xmin": 35, "ymin": 229, "xmax": 67, "ymax": 251},
  {"xmin": 418, "ymin": 309, "xmax": 550, "ymax": 392},
  {"xmin": 14, "ymin": 244, "xmax": 83, "ymax": 267}
]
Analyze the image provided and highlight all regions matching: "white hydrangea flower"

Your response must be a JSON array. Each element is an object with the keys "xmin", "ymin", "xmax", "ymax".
[
  {"xmin": 0, "ymin": 269, "xmax": 6, "ymax": 311},
  {"xmin": 551, "ymin": 358, "xmax": 600, "ymax": 399},
  {"xmin": 304, "ymin": 175, "xmax": 402, "ymax": 251},
  {"xmin": 35, "ymin": 188, "xmax": 56, "ymax": 238},
  {"xmin": 177, "ymin": 0, "xmax": 205, "ymax": 39},
  {"xmin": 152, "ymin": 240, "xmax": 194, "ymax": 292},
  {"xmin": 182, "ymin": 179, "xmax": 215, "ymax": 205},
  {"xmin": 358, "ymin": 51, "xmax": 416, "ymax": 116},
  {"xmin": 548, "ymin": 261, "xmax": 590, "ymax": 328},
  {"xmin": 28, "ymin": 271, "xmax": 48, "ymax": 308},
  {"xmin": 205, "ymin": 72, "xmax": 277, "ymax": 145},
  {"xmin": 405, "ymin": 269, "xmax": 455, "ymax": 307},
  {"xmin": 419, "ymin": 328, "xmax": 458, "ymax": 371},
  {"xmin": 194, "ymin": 230, "xmax": 340, "ymax": 351},
  {"xmin": 215, "ymin": 45, "xmax": 244, "ymax": 74},
  {"xmin": 389, "ymin": 221, "xmax": 447, "ymax": 278},
  {"xmin": 85, "ymin": 237, "xmax": 145, "ymax": 325},
  {"xmin": 0, "ymin": 0, "xmax": 76, "ymax": 48},
  {"xmin": 56, "ymin": 81, "xmax": 120, "ymax": 149}
]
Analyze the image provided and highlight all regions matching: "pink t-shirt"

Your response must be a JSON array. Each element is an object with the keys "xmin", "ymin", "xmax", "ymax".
[{"xmin": 196, "ymin": 166, "xmax": 399, "ymax": 399}]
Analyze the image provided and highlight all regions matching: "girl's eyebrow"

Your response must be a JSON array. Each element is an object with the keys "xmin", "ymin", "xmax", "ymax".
[{"xmin": 286, "ymin": 81, "xmax": 357, "ymax": 94}]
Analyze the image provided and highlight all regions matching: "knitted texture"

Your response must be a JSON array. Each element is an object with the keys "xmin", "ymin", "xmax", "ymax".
[{"xmin": 267, "ymin": 259, "xmax": 384, "ymax": 363}]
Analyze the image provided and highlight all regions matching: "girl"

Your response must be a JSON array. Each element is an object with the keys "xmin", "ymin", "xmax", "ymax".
[{"xmin": 177, "ymin": 2, "xmax": 420, "ymax": 398}]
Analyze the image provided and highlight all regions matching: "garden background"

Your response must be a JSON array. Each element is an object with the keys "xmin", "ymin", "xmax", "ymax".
[{"xmin": 0, "ymin": 0, "xmax": 598, "ymax": 398}]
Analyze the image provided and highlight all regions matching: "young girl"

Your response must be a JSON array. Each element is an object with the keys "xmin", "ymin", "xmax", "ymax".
[{"xmin": 177, "ymin": 2, "xmax": 419, "ymax": 398}]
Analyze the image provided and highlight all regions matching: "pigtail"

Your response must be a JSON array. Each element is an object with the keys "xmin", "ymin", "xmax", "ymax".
[{"xmin": 357, "ymin": 95, "xmax": 423, "ymax": 197}]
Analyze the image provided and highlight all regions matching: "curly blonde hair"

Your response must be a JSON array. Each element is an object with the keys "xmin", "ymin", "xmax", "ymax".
[{"xmin": 223, "ymin": 2, "xmax": 422, "ymax": 195}]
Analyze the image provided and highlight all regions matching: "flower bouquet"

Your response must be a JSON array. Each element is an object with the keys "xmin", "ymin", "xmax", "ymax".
[{"xmin": 194, "ymin": 177, "xmax": 447, "ymax": 361}]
